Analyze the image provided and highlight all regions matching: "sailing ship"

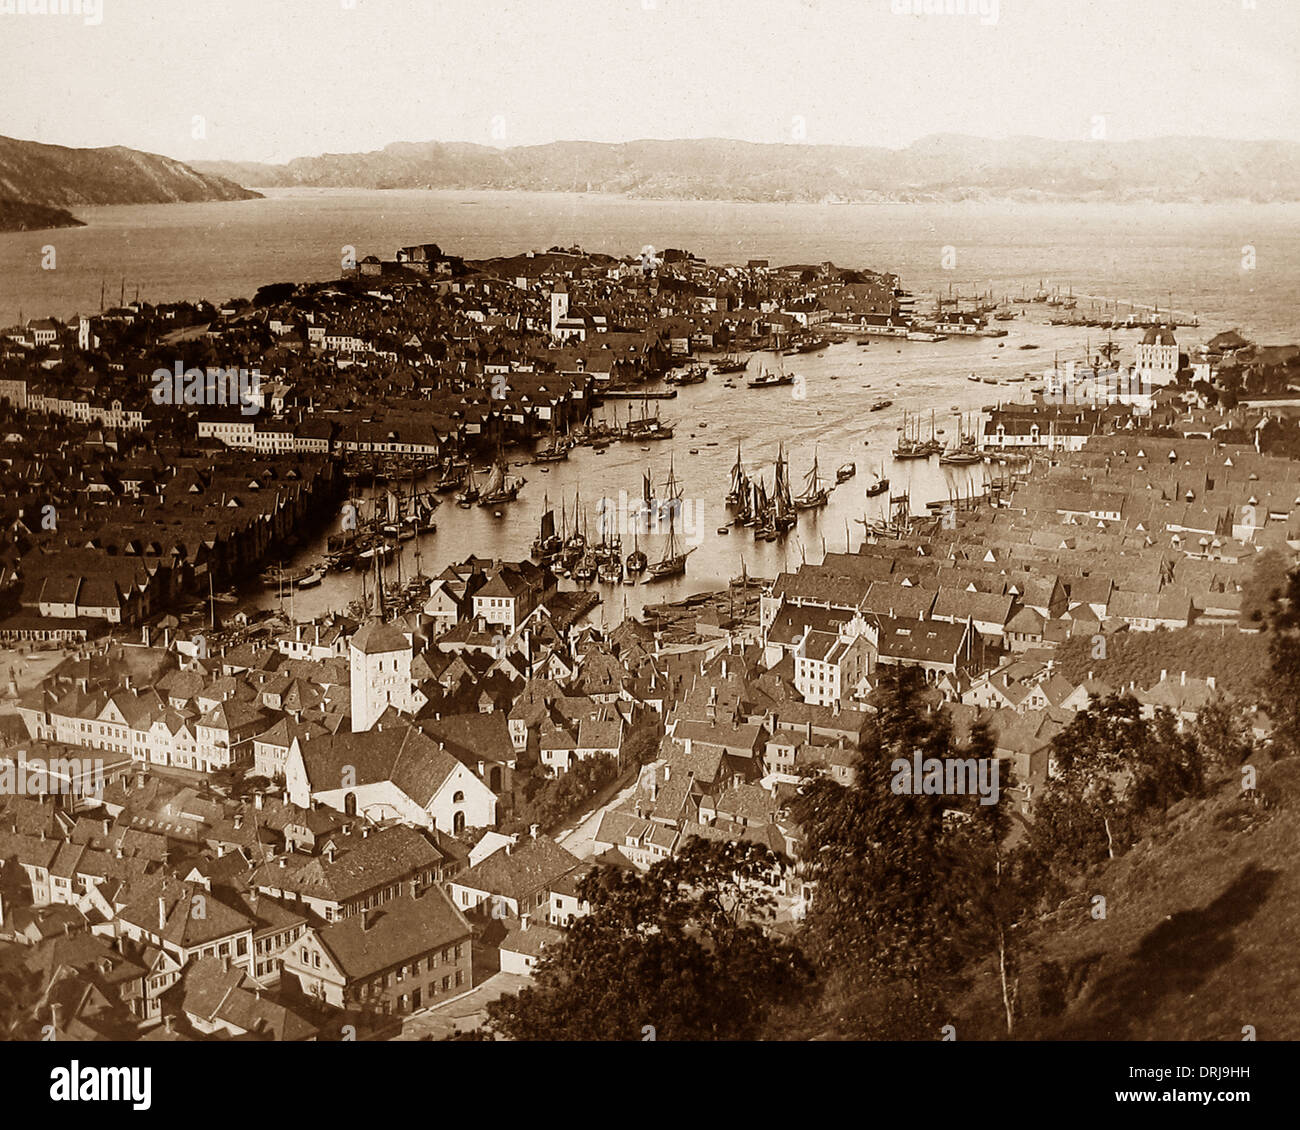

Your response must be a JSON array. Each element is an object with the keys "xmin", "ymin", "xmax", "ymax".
[
  {"xmin": 533, "ymin": 417, "xmax": 569, "ymax": 462},
  {"xmin": 478, "ymin": 454, "xmax": 525, "ymax": 506},
  {"xmin": 754, "ymin": 446, "xmax": 798, "ymax": 538},
  {"xmin": 645, "ymin": 459, "xmax": 695, "ymax": 581},
  {"xmin": 893, "ymin": 411, "xmax": 930, "ymax": 460},
  {"xmin": 747, "ymin": 352, "xmax": 795, "ymax": 389},
  {"xmin": 532, "ymin": 498, "xmax": 563, "ymax": 560},
  {"xmin": 793, "ymin": 449, "xmax": 830, "ymax": 510},
  {"xmin": 712, "ymin": 351, "xmax": 749, "ymax": 375},
  {"xmin": 625, "ymin": 396, "xmax": 674, "ymax": 441},
  {"xmin": 455, "ymin": 464, "xmax": 480, "ymax": 507},
  {"xmin": 725, "ymin": 443, "xmax": 748, "ymax": 507},
  {"xmin": 939, "ymin": 413, "xmax": 982, "ymax": 465},
  {"xmin": 625, "ymin": 523, "xmax": 647, "ymax": 576}
]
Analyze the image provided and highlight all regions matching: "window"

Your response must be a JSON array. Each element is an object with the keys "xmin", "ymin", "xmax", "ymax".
[
  {"xmin": 455, "ymin": 970, "xmax": 464, "ymax": 987},
  {"xmin": 454, "ymin": 944, "xmax": 463, "ymax": 960},
  {"xmin": 441, "ymin": 976, "xmax": 450, "ymax": 992}
]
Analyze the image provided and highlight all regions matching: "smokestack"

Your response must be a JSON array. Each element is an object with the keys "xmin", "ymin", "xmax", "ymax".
[{"xmin": 158, "ymin": 897, "xmax": 167, "ymax": 931}]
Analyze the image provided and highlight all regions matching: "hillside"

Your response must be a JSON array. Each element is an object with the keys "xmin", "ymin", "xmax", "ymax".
[
  {"xmin": 193, "ymin": 134, "xmax": 1300, "ymax": 204},
  {"xmin": 0, "ymin": 135, "xmax": 261, "ymax": 208},
  {"xmin": 958, "ymin": 758, "xmax": 1300, "ymax": 1040},
  {"xmin": 0, "ymin": 199, "xmax": 84, "ymax": 233}
]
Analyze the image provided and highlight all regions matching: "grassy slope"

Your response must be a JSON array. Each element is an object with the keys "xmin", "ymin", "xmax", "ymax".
[{"xmin": 959, "ymin": 758, "xmax": 1300, "ymax": 1040}]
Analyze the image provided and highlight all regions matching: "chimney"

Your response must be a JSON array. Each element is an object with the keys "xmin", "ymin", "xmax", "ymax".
[
  {"xmin": 1180, "ymin": 670, "xmax": 1186, "ymax": 686},
  {"xmin": 408, "ymin": 877, "xmax": 419, "ymax": 899},
  {"xmin": 1207, "ymin": 675, "xmax": 1216, "ymax": 691},
  {"xmin": 234, "ymin": 813, "xmax": 243, "ymax": 830},
  {"xmin": 529, "ymin": 823, "xmax": 539, "ymax": 839},
  {"xmin": 254, "ymin": 792, "xmax": 264, "ymax": 811},
  {"xmin": 163, "ymin": 1014, "xmax": 174, "ymax": 1034},
  {"xmin": 102, "ymin": 818, "xmax": 111, "ymax": 837},
  {"xmin": 361, "ymin": 825, "xmax": 370, "ymax": 838},
  {"xmin": 663, "ymin": 764, "xmax": 671, "ymax": 782},
  {"xmin": 1160, "ymin": 669, "xmax": 1167, "ymax": 683},
  {"xmin": 278, "ymin": 857, "xmax": 287, "ymax": 869},
  {"xmin": 520, "ymin": 913, "xmax": 530, "ymax": 932},
  {"xmin": 158, "ymin": 897, "xmax": 167, "ymax": 930}
]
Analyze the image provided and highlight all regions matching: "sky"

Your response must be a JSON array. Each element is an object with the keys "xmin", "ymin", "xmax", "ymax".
[{"xmin": 0, "ymin": 0, "xmax": 1297, "ymax": 163}]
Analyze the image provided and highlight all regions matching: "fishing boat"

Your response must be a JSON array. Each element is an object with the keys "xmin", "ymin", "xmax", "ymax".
[
  {"xmin": 572, "ymin": 555, "xmax": 597, "ymax": 583},
  {"xmin": 865, "ymin": 466, "xmax": 889, "ymax": 497},
  {"xmin": 674, "ymin": 363, "xmax": 709, "ymax": 385},
  {"xmin": 870, "ymin": 398, "xmax": 893, "ymax": 412},
  {"xmin": 793, "ymin": 450, "xmax": 831, "ymax": 510},
  {"xmin": 598, "ymin": 561, "xmax": 623, "ymax": 584},
  {"xmin": 836, "ymin": 462, "xmax": 856, "ymax": 482}
]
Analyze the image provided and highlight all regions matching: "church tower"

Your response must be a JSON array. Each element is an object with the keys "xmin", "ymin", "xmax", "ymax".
[
  {"xmin": 549, "ymin": 283, "xmax": 569, "ymax": 338},
  {"xmin": 349, "ymin": 622, "xmax": 414, "ymax": 732}
]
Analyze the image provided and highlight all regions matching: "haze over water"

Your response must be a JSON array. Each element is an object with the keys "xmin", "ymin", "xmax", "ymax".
[{"xmin": 2, "ymin": 189, "xmax": 1296, "ymax": 620}]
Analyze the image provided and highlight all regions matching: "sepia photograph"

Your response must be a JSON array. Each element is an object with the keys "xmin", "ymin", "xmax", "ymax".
[{"xmin": 0, "ymin": 0, "xmax": 1295, "ymax": 1107}]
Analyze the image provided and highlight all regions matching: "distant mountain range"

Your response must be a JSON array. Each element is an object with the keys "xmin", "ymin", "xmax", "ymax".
[
  {"xmin": 0, "ymin": 135, "xmax": 260, "ymax": 231},
  {"xmin": 191, "ymin": 135, "xmax": 1300, "ymax": 204}
]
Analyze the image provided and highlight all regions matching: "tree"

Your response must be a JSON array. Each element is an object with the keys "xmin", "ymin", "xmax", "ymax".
[
  {"xmin": 1266, "ymin": 566, "xmax": 1300, "ymax": 757},
  {"xmin": 790, "ymin": 668, "xmax": 965, "ymax": 1037},
  {"xmin": 485, "ymin": 840, "xmax": 812, "ymax": 1040},
  {"xmin": 1028, "ymin": 695, "xmax": 1205, "ymax": 882},
  {"xmin": 1194, "ymin": 698, "xmax": 1255, "ymax": 770}
]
